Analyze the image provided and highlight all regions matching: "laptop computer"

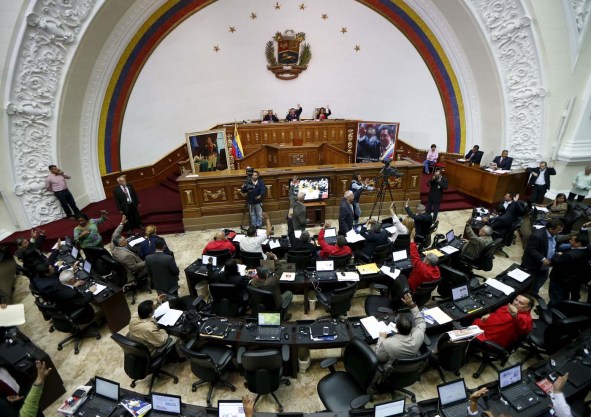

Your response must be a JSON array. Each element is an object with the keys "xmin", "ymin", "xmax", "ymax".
[
  {"xmin": 445, "ymin": 230, "xmax": 464, "ymax": 250},
  {"xmin": 202, "ymin": 255, "xmax": 217, "ymax": 267},
  {"xmin": 61, "ymin": 246, "xmax": 79, "ymax": 264},
  {"xmin": 374, "ymin": 399, "xmax": 406, "ymax": 417},
  {"xmin": 323, "ymin": 227, "xmax": 337, "ymax": 245},
  {"xmin": 75, "ymin": 260, "xmax": 92, "ymax": 280},
  {"xmin": 451, "ymin": 284, "xmax": 482, "ymax": 313},
  {"xmin": 392, "ymin": 249, "xmax": 412, "ymax": 270},
  {"xmin": 218, "ymin": 400, "xmax": 245, "ymax": 417},
  {"xmin": 151, "ymin": 392, "xmax": 182, "ymax": 417},
  {"xmin": 316, "ymin": 260, "xmax": 336, "ymax": 281},
  {"xmin": 437, "ymin": 379, "xmax": 469, "ymax": 417},
  {"xmin": 255, "ymin": 312, "xmax": 282, "ymax": 341},
  {"xmin": 498, "ymin": 364, "xmax": 538, "ymax": 411},
  {"xmin": 82, "ymin": 376, "xmax": 120, "ymax": 417}
]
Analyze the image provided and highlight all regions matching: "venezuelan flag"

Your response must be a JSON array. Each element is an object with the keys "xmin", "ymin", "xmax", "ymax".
[{"xmin": 232, "ymin": 124, "xmax": 244, "ymax": 160}]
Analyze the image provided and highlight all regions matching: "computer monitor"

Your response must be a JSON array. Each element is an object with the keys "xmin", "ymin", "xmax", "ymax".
[
  {"xmin": 71, "ymin": 246, "xmax": 79, "ymax": 259},
  {"xmin": 151, "ymin": 392, "xmax": 182, "ymax": 414},
  {"xmin": 316, "ymin": 260, "xmax": 334, "ymax": 271},
  {"xmin": 374, "ymin": 399, "xmax": 405, "ymax": 417},
  {"xmin": 445, "ymin": 229, "xmax": 455, "ymax": 243},
  {"xmin": 258, "ymin": 312, "xmax": 281, "ymax": 326},
  {"xmin": 297, "ymin": 177, "xmax": 330, "ymax": 202},
  {"xmin": 202, "ymin": 255, "xmax": 217, "ymax": 266},
  {"xmin": 83, "ymin": 260, "xmax": 92, "ymax": 274}
]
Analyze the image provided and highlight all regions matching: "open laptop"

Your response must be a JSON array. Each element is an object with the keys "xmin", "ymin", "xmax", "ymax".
[
  {"xmin": 316, "ymin": 260, "xmax": 336, "ymax": 281},
  {"xmin": 451, "ymin": 284, "xmax": 482, "ymax": 313},
  {"xmin": 82, "ymin": 376, "xmax": 120, "ymax": 417},
  {"xmin": 75, "ymin": 260, "xmax": 92, "ymax": 280},
  {"xmin": 218, "ymin": 400, "xmax": 245, "ymax": 417},
  {"xmin": 151, "ymin": 392, "xmax": 182, "ymax": 417},
  {"xmin": 323, "ymin": 227, "xmax": 337, "ymax": 245},
  {"xmin": 61, "ymin": 246, "xmax": 79, "ymax": 264},
  {"xmin": 374, "ymin": 399, "xmax": 406, "ymax": 417},
  {"xmin": 392, "ymin": 249, "xmax": 412, "ymax": 270},
  {"xmin": 498, "ymin": 364, "xmax": 538, "ymax": 411},
  {"xmin": 437, "ymin": 379, "xmax": 469, "ymax": 417},
  {"xmin": 255, "ymin": 312, "xmax": 282, "ymax": 341},
  {"xmin": 445, "ymin": 230, "xmax": 464, "ymax": 250},
  {"xmin": 202, "ymin": 255, "xmax": 217, "ymax": 267}
]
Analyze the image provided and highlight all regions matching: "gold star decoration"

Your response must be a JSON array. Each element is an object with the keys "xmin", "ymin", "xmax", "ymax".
[
  {"xmin": 354, "ymin": 45, "xmax": 361, "ymax": 51},
  {"xmin": 321, "ymin": 14, "xmax": 328, "ymax": 20},
  {"xmin": 213, "ymin": 46, "xmax": 220, "ymax": 52},
  {"xmin": 299, "ymin": 3, "xmax": 306, "ymax": 10},
  {"xmin": 250, "ymin": 12, "xmax": 257, "ymax": 19},
  {"xmin": 341, "ymin": 27, "xmax": 348, "ymax": 34},
  {"xmin": 229, "ymin": 27, "xmax": 236, "ymax": 33},
  {"xmin": 274, "ymin": 2, "xmax": 281, "ymax": 10}
]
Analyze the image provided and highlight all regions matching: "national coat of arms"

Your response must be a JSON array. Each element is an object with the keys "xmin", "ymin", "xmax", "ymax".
[{"xmin": 265, "ymin": 30, "xmax": 312, "ymax": 80}]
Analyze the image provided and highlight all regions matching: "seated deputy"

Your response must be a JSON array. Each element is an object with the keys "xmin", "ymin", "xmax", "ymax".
[
  {"xmin": 110, "ymin": 215, "xmax": 147, "ymax": 283},
  {"xmin": 358, "ymin": 219, "xmax": 389, "ymax": 260},
  {"xmin": 318, "ymin": 222, "xmax": 353, "ymax": 260},
  {"xmin": 214, "ymin": 259, "xmax": 245, "ymax": 287},
  {"xmin": 460, "ymin": 219, "xmax": 493, "ymax": 260},
  {"xmin": 240, "ymin": 213, "xmax": 272, "ymax": 258},
  {"xmin": 203, "ymin": 230, "xmax": 236, "ymax": 255},
  {"xmin": 249, "ymin": 266, "xmax": 292, "ymax": 320},
  {"xmin": 128, "ymin": 296, "xmax": 178, "ymax": 357},
  {"xmin": 407, "ymin": 230, "xmax": 440, "ymax": 292},
  {"xmin": 287, "ymin": 217, "xmax": 317, "ymax": 259},
  {"xmin": 54, "ymin": 269, "xmax": 97, "ymax": 325}
]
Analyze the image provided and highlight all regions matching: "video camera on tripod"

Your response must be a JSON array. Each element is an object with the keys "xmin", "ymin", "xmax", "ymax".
[
  {"xmin": 380, "ymin": 158, "xmax": 403, "ymax": 178},
  {"xmin": 243, "ymin": 166, "xmax": 256, "ymax": 191}
]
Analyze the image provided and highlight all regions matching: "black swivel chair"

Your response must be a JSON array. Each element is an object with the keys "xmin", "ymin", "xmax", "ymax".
[
  {"xmin": 317, "ymin": 337, "xmax": 378, "ymax": 411},
  {"xmin": 240, "ymin": 251, "xmax": 264, "ymax": 269},
  {"xmin": 208, "ymin": 282, "xmax": 247, "ymax": 317},
  {"xmin": 180, "ymin": 337, "xmax": 235, "ymax": 407},
  {"xmin": 412, "ymin": 279, "xmax": 441, "ymax": 308},
  {"xmin": 429, "ymin": 333, "xmax": 469, "ymax": 382},
  {"xmin": 204, "ymin": 249, "xmax": 233, "ymax": 266},
  {"xmin": 35, "ymin": 299, "xmax": 100, "ymax": 354},
  {"xmin": 102, "ymin": 254, "xmax": 151, "ymax": 304},
  {"xmin": 416, "ymin": 220, "xmax": 438, "ymax": 250},
  {"xmin": 246, "ymin": 286, "xmax": 290, "ymax": 320},
  {"xmin": 434, "ymin": 264, "xmax": 469, "ymax": 300},
  {"xmin": 316, "ymin": 283, "xmax": 357, "ymax": 317},
  {"xmin": 470, "ymin": 336, "xmax": 527, "ymax": 379},
  {"xmin": 328, "ymin": 254, "xmax": 352, "ymax": 269},
  {"xmin": 391, "ymin": 234, "xmax": 411, "ymax": 252},
  {"xmin": 459, "ymin": 238, "xmax": 503, "ymax": 280},
  {"xmin": 286, "ymin": 249, "xmax": 315, "ymax": 271},
  {"xmin": 364, "ymin": 277, "xmax": 409, "ymax": 317},
  {"xmin": 111, "ymin": 333, "xmax": 179, "ymax": 393},
  {"xmin": 371, "ymin": 243, "xmax": 393, "ymax": 264},
  {"xmin": 494, "ymin": 219, "xmax": 522, "ymax": 258},
  {"xmin": 238, "ymin": 345, "xmax": 291, "ymax": 412}
]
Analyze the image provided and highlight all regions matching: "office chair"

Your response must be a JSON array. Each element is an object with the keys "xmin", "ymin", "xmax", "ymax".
[
  {"xmin": 317, "ymin": 337, "xmax": 378, "ymax": 411},
  {"xmin": 328, "ymin": 254, "xmax": 352, "ymax": 269},
  {"xmin": 101, "ymin": 254, "xmax": 151, "ymax": 304},
  {"xmin": 111, "ymin": 333, "xmax": 178, "ymax": 393},
  {"xmin": 240, "ymin": 251, "xmax": 264, "ymax": 269},
  {"xmin": 286, "ymin": 249, "xmax": 314, "ymax": 271},
  {"xmin": 493, "ymin": 219, "xmax": 522, "ymax": 258},
  {"xmin": 208, "ymin": 282, "xmax": 247, "ymax": 317},
  {"xmin": 238, "ymin": 345, "xmax": 291, "ymax": 412},
  {"xmin": 35, "ymin": 299, "xmax": 100, "ymax": 354},
  {"xmin": 434, "ymin": 264, "xmax": 469, "ymax": 300},
  {"xmin": 391, "ymin": 234, "xmax": 411, "ymax": 252},
  {"xmin": 82, "ymin": 247, "xmax": 113, "ymax": 275},
  {"xmin": 412, "ymin": 279, "xmax": 441, "ymax": 308},
  {"xmin": 204, "ymin": 249, "xmax": 233, "ymax": 265},
  {"xmin": 246, "ymin": 286, "xmax": 290, "ymax": 320},
  {"xmin": 180, "ymin": 337, "xmax": 235, "ymax": 407},
  {"xmin": 417, "ymin": 220, "xmax": 438, "ymax": 250},
  {"xmin": 469, "ymin": 336, "xmax": 527, "ymax": 379},
  {"xmin": 429, "ymin": 333, "xmax": 469, "ymax": 382},
  {"xmin": 316, "ymin": 282, "xmax": 357, "ymax": 317},
  {"xmin": 459, "ymin": 238, "xmax": 503, "ymax": 280},
  {"xmin": 364, "ymin": 277, "xmax": 408, "ymax": 318},
  {"xmin": 371, "ymin": 243, "xmax": 393, "ymax": 264},
  {"xmin": 375, "ymin": 344, "xmax": 430, "ymax": 403}
]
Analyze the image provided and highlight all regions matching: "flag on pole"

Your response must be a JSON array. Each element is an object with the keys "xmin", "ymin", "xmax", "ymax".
[{"xmin": 232, "ymin": 123, "xmax": 244, "ymax": 159}]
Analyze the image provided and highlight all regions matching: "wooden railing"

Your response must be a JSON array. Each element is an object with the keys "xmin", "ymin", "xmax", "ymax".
[{"xmin": 395, "ymin": 139, "xmax": 463, "ymax": 164}]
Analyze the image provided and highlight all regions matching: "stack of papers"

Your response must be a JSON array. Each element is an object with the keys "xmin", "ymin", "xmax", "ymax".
[
  {"xmin": 337, "ymin": 272, "xmax": 359, "ymax": 281},
  {"xmin": 422, "ymin": 306, "xmax": 452, "ymax": 324},
  {"xmin": 360, "ymin": 316, "xmax": 397, "ymax": 339},
  {"xmin": 423, "ymin": 248, "xmax": 444, "ymax": 257},
  {"xmin": 485, "ymin": 278, "xmax": 514, "ymax": 295},
  {"xmin": 448, "ymin": 325, "xmax": 484, "ymax": 341},
  {"xmin": 440, "ymin": 246, "xmax": 459, "ymax": 254},
  {"xmin": 380, "ymin": 265, "xmax": 400, "ymax": 280},
  {"xmin": 0, "ymin": 304, "xmax": 25, "ymax": 326},
  {"xmin": 154, "ymin": 302, "xmax": 183, "ymax": 326},
  {"xmin": 356, "ymin": 263, "xmax": 380, "ymax": 275},
  {"xmin": 346, "ymin": 229, "xmax": 365, "ymax": 243},
  {"xmin": 507, "ymin": 268, "xmax": 530, "ymax": 283},
  {"xmin": 279, "ymin": 272, "xmax": 296, "ymax": 281}
]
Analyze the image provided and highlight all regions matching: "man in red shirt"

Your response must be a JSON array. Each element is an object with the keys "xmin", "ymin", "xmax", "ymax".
[
  {"xmin": 472, "ymin": 293, "xmax": 534, "ymax": 348},
  {"xmin": 318, "ymin": 222, "xmax": 352, "ymax": 259},
  {"xmin": 407, "ymin": 230, "xmax": 440, "ymax": 292},
  {"xmin": 202, "ymin": 231, "xmax": 236, "ymax": 255}
]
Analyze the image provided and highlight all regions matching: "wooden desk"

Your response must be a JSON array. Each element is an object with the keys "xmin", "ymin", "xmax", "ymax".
[
  {"xmin": 443, "ymin": 160, "xmax": 528, "ymax": 205},
  {"xmin": 93, "ymin": 283, "xmax": 131, "ymax": 333}
]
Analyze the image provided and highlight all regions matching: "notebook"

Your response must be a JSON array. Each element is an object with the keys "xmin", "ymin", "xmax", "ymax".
[
  {"xmin": 255, "ymin": 312, "xmax": 282, "ymax": 341},
  {"xmin": 498, "ymin": 364, "xmax": 537, "ymax": 411},
  {"xmin": 445, "ymin": 230, "xmax": 464, "ymax": 250},
  {"xmin": 451, "ymin": 284, "xmax": 482, "ymax": 313},
  {"xmin": 437, "ymin": 379, "xmax": 469, "ymax": 417},
  {"xmin": 323, "ymin": 227, "xmax": 337, "ymax": 245},
  {"xmin": 81, "ymin": 376, "xmax": 120, "ymax": 417},
  {"xmin": 374, "ymin": 399, "xmax": 406, "ymax": 417},
  {"xmin": 218, "ymin": 400, "xmax": 245, "ymax": 417},
  {"xmin": 316, "ymin": 260, "xmax": 336, "ymax": 281},
  {"xmin": 75, "ymin": 260, "xmax": 92, "ymax": 280},
  {"xmin": 151, "ymin": 392, "xmax": 182, "ymax": 417}
]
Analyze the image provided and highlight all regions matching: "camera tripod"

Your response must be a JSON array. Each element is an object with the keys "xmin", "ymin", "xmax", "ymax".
[{"xmin": 368, "ymin": 175, "xmax": 397, "ymax": 221}]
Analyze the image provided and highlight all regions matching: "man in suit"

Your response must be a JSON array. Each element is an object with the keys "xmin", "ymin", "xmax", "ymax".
[
  {"xmin": 521, "ymin": 219, "xmax": 564, "ymax": 296},
  {"xmin": 262, "ymin": 110, "xmax": 279, "ymax": 123},
  {"xmin": 285, "ymin": 104, "xmax": 302, "ymax": 122},
  {"xmin": 426, "ymin": 169, "xmax": 448, "ymax": 221},
  {"xmin": 113, "ymin": 175, "xmax": 141, "ymax": 231},
  {"xmin": 404, "ymin": 199, "xmax": 433, "ymax": 245},
  {"xmin": 289, "ymin": 191, "xmax": 308, "ymax": 231},
  {"xmin": 527, "ymin": 161, "xmax": 557, "ymax": 204},
  {"xmin": 286, "ymin": 217, "xmax": 316, "ymax": 260},
  {"xmin": 338, "ymin": 190, "xmax": 355, "ymax": 235},
  {"xmin": 54, "ymin": 269, "xmax": 97, "ymax": 324},
  {"xmin": 128, "ymin": 296, "xmax": 177, "ymax": 357},
  {"xmin": 464, "ymin": 145, "xmax": 483, "ymax": 164},
  {"xmin": 460, "ymin": 220, "xmax": 493, "ymax": 260},
  {"xmin": 484, "ymin": 192, "xmax": 522, "ymax": 235},
  {"xmin": 145, "ymin": 238, "xmax": 179, "ymax": 295},
  {"xmin": 491, "ymin": 150, "xmax": 513, "ymax": 170},
  {"xmin": 548, "ymin": 233, "xmax": 590, "ymax": 307},
  {"xmin": 110, "ymin": 215, "xmax": 147, "ymax": 283},
  {"xmin": 359, "ymin": 219, "xmax": 389, "ymax": 261}
]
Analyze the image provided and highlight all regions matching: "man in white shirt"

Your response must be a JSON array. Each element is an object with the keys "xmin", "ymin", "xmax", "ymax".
[
  {"xmin": 239, "ymin": 212, "xmax": 273, "ymax": 258},
  {"xmin": 527, "ymin": 161, "xmax": 556, "ymax": 204}
]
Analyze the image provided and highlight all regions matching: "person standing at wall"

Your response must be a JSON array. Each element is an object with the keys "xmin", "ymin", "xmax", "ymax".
[{"xmin": 45, "ymin": 165, "xmax": 79, "ymax": 218}]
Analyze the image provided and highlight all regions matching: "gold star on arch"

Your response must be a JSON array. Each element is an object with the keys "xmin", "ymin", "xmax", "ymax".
[
  {"xmin": 321, "ymin": 14, "xmax": 328, "ymax": 20},
  {"xmin": 341, "ymin": 27, "xmax": 348, "ymax": 34},
  {"xmin": 299, "ymin": 3, "xmax": 306, "ymax": 10},
  {"xmin": 274, "ymin": 2, "xmax": 281, "ymax": 10},
  {"xmin": 250, "ymin": 12, "xmax": 257, "ymax": 19},
  {"xmin": 354, "ymin": 45, "xmax": 361, "ymax": 51},
  {"xmin": 213, "ymin": 46, "xmax": 220, "ymax": 52},
  {"xmin": 229, "ymin": 27, "xmax": 236, "ymax": 33}
]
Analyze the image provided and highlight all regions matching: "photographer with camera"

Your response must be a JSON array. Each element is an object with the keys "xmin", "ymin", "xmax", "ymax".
[
  {"xmin": 426, "ymin": 168, "xmax": 448, "ymax": 221},
  {"xmin": 241, "ymin": 169, "xmax": 266, "ymax": 227}
]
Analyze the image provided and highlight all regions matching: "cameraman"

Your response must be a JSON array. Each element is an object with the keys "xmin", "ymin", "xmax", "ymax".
[
  {"xmin": 426, "ymin": 168, "xmax": 448, "ymax": 221},
  {"xmin": 241, "ymin": 170, "xmax": 266, "ymax": 227}
]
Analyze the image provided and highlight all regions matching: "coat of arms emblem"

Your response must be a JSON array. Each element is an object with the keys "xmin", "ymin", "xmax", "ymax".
[{"xmin": 265, "ymin": 30, "xmax": 312, "ymax": 80}]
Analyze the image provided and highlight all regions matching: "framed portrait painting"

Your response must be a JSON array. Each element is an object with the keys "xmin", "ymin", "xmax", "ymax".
[
  {"xmin": 355, "ymin": 122, "xmax": 400, "ymax": 163},
  {"xmin": 186, "ymin": 129, "xmax": 228, "ymax": 173}
]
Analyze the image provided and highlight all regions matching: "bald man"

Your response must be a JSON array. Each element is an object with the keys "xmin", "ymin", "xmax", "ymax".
[
  {"xmin": 202, "ymin": 231, "xmax": 236, "ymax": 255},
  {"xmin": 338, "ymin": 190, "xmax": 355, "ymax": 235},
  {"xmin": 289, "ymin": 191, "xmax": 308, "ymax": 231}
]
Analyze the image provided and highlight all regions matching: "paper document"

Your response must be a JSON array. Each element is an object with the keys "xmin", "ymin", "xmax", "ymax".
[
  {"xmin": 440, "ymin": 245, "xmax": 459, "ymax": 254},
  {"xmin": 128, "ymin": 237, "xmax": 145, "ymax": 247},
  {"xmin": 232, "ymin": 234, "xmax": 245, "ymax": 242},
  {"xmin": 457, "ymin": 158, "xmax": 466, "ymax": 162},
  {"xmin": 90, "ymin": 283, "xmax": 107, "ymax": 295},
  {"xmin": 280, "ymin": 272, "xmax": 296, "ymax": 281},
  {"xmin": 268, "ymin": 239, "xmax": 281, "ymax": 249},
  {"xmin": 380, "ymin": 265, "xmax": 400, "ymax": 280},
  {"xmin": 360, "ymin": 316, "xmax": 383, "ymax": 339},
  {"xmin": 507, "ymin": 268, "xmax": 530, "ymax": 282},
  {"xmin": 356, "ymin": 263, "xmax": 380, "ymax": 275},
  {"xmin": 485, "ymin": 278, "xmax": 514, "ymax": 295},
  {"xmin": 337, "ymin": 272, "xmax": 359, "ymax": 281},
  {"xmin": 346, "ymin": 229, "xmax": 365, "ymax": 243},
  {"xmin": 385, "ymin": 226, "xmax": 399, "ymax": 234},
  {"xmin": 423, "ymin": 248, "xmax": 444, "ymax": 257},
  {"xmin": 294, "ymin": 230, "xmax": 302, "ymax": 238},
  {"xmin": 422, "ymin": 306, "xmax": 452, "ymax": 324},
  {"xmin": 237, "ymin": 264, "xmax": 247, "ymax": 276},
  {"xmin": 262, "ymin": 239, "xmax": 269, "ymax": 245},
  {"xmin": 0, "ymin": 304, "xmax": 25, "ymax": 326},
  {"xmin": 393, "ymin": 249, "xmax": 408, "ymax": 262},
  {"xmin": 448, "ymin": 325, "xmax": 484, "ymax": 341},
  {"xmin": 533, "ymin": 225, "xmax": 545, "ymax": 229},
  {"xmin": 157, "ymin": 309, "xmax": 183, "ymax": 326},
  {"xmin": 154, "ymin": 301, "xmax": 170, "ymax": 318},
  {"xmin": 535, "ymin": 206, "xmax": 549, "ymax": 213}
]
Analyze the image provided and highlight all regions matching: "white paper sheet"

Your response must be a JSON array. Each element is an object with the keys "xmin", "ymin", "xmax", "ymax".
[
  {"xmin": 337, "ymin": 272, "xmax": 360, "ymax": 281},
  {"xmin": 440, "ymin": 245, "xmax": 459, "ymax": 254},
  {"xmin": 279, "ymin": 272, "xmax": 296, "ymax": 281},
  {"xmin": 294, "ymin": 230, "xmax": 302, "ymax": 238},
  {"xmin": 346, "ymin": 229, "xmax": 365, "ymax": 243},
  {"xmin": 154, "ymin": 301, "xmax": 170, "ymax": 318},
  {"xmin": 268, "ymin": 239, "xmax": 281, "ymax": 249},
  {"xmin": 423, "ymin": 306, "xmax": 452, "ymax": 324},
  {"xmin": 89, "ymin": 283, "xmax": 107, "ymax": 295},
  {"xmin": 360, "ymin": 316, "xmax": 382, "ymax": 339},
  {"xmin": 385, "ymin": 226, "xmax": 398, "ymax": 234},
  {"xmin": 0, "ymin": 304, "xmax": 25, "ymax": 326},
  {"xmin": 393, "ymin": 249, "xmax": 408, "ymax": 261},
  {"xmin": 157, "ymin": 309, "xmax": 183, "ymax": 326},
  {"xmin": 507, "ymin": 268, "xmax": 530, "ymax": 282},
  {"xmin": 485, "ymin": 278, "xmax": 515, "ymax": 295},
  {"xmin": 380, "ymin": 265, "xmax": 401, "ymax": 280},
  {"xmin": 128, "ymin": 237, "xmax": 145, "ymax": 247},
  {"xmin": 232, "ymin": 234, "xmax": 245, "ymax": 242},
  {"xmin": 535, "ymin": 206, "xmax": 549, "ymax": 213}
]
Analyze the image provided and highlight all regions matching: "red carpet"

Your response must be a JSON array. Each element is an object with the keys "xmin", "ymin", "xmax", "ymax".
[{"xmin": 419, "ymin": 173, "xmax": 477, "ymax": 212}]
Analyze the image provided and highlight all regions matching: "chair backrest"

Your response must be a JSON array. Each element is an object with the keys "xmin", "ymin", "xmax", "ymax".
[
  {"xmin": 473, "ymin": 238, "xmax": 503, "ymax": 271},
  {"xmin": 543, "ymin": 316, "xmax": 588, "ymax": 354},
  {"xmin": 111, "ymin": 333, "xmax": 153, "ymax": 380},
  {"xmin": 209, "ymin": 283, "xmax": 244, "ymax": 317},
  {"xmin": 205, "ymin": 249, "xmax": 232, "ymax": 265},
  {"xmin": 286, "ymin": 250, "xmax": 314, "ymax": 270},
  {"xmin": 241, "ymin": 349, "xmax": 284, "ymax": 395},
  {"xmin": 437, "ymin": 264, "xmax": 469, "ymax": 298},
  {"xmin": 246, "ymin": 285, "xmax": 280, "ymax": 314},
  {"xmin": 391, "ymin": 234, "xmax": 411, "ymax": 252},
  {"xmin": 554, "ymin": 301, "xmax": 591, "ymax": 320},
  {"xmin": 413, "ymin": 279, "xmax": 441, "ymax": 307},
  {"xmin": 386, "ymin": 345, "xmax": 430, "ymax": 388},
  {"xmin": 372, "ymin": 243, "xmax": 392, "ymax": 263},
  {"xmin": 328, "ymin": 254, "xmax": 352, "ymax": 268},
  {"xmin": 435, "ymin": 333, "xmax": 468, "ymax": 373},
  {"xmin": 343, "ymin": 337, "xmax": 380, "ymax": 390},
  {"xmin": 179, "ymin": 341, "xmax": 219, "ymax": 382},
  {"xmin": 240, "ymin": 251, "xmax": 263, "ymax": 269},
  {"xmin": 327, "ymin": 283, "xmax": 357, "ymax": 317},
  {"xmin": 100, "ymin": 255, "xmax": 128, "ymax": 287}
]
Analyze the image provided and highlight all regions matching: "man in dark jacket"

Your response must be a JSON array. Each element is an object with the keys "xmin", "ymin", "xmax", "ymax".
[
  {"xmin": 286, "ymin": 218, "xmax": 316, "ymax": 260},
  {"xmin": 359, "ymin": 219, "xmax": 389, "ymax": 261},
  {"xmin": 54, "ymin": 269, "xmax": 97, "ymax": 324},
  {"xmin": 527, "ymin": 161, "xmax": 557, "ymax": 204},
  {"xmin": 464, "ymin": 145, "xmax": 483, "ymax": 164},
  {"xmin": 426, "ymin": 169, "xmax": 448, "ymax": 221},
  {"xmin": 404, "ymin": 199, "xmax": 433, "ymax": 245},
  {"xmin": 338, "ymin": 191, "xmax": 355, "ymax": 235},
  {"xmin": 548, "ymin": 233, "xmax": 590, "ymax": 307},
  {"xmin": 113, "ymin": 175, "xmax": 141, "ymax": 230},
  {"xmin": 145, "ymin": 239, "xmax": 179, "ymax": 295},
  {"xmin": 491, "ymin": 150, "xmax": 513, "ymax": 170}
]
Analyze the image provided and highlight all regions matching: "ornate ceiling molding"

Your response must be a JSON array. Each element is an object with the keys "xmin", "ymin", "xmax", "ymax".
[
  {"xmin": 466, "ymin": 0, "xmax": 545, "ymax": 168},
  {"xmin": 562, "ymin": 0, "xmax": 591, "ymax": 67},
  {"xmin": 5, "ymin": 0, "xmax": 98, "ymax": 227}
]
